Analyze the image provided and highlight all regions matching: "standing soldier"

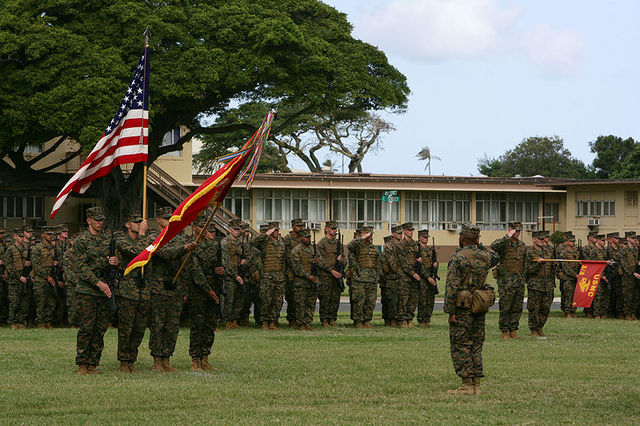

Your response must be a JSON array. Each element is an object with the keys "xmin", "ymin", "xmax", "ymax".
[
  {"xmin": 316, "ymin": 221, "xmax": 344, "ymax": 327},
  {"xmin": 583, "ymin": 230, "xmax": 607, "ymax": 318},
  {"xmin": 417, "ymin": 229, "xmax": 439, "ymax": 327},
  {"xmin": 74, "ymin": 207, "xmax": 118, "ymax": 375},
  {"xmin": 346, "ymin": 226, "xmax": 380, "ymax": 328},
  {"xmin": 283, "ymin": 218, "xmax": 305, "ymax": 327},
  {"xmin": 221, "ymin": 219, "xmax": 248, "ymax": 329},
  {"xmin": 290, "ymin": 229, "xmax": 318, "ymax": 330},
  {"xmin": 385, "ymin": 225, "xmax": 403, "ymax": 326},
  {"xmin": 63, "ymin": 234, "xmax": 78, "ymax": 327},
  {"xmin": 490, "ymin": 221, "xmax": 526, "ymax": 339},
  {"xmin": 54, "ymin": 226, "xmax": 71, "ymax": 326},
  {"xmin": 379, "ymin": 235, "xmax": 393, "ymax": 326},
  {"xmin": 0, "ymin": 229, "xmax": 7, "ymax": 326},
  {"xmin": 616, "ymin": 232, "xmax": 639, "ymax": 320},
  {"xmin": 525, "ymin": 231, "xmax": 555, "ymax": 336},
  {"xmin": 148, "ymin": 207, "xmax": 196, "ymax": 372},
  {"xmin": 115, "ymin": 212, "xmax": 151, "ymax": 373},
  {"xmin": 605, "ymin": 233, "xmax": 622, "ymax": 318},
  {"xmin": 22, "ymin": 227, "xmax": 36, "ymax": 327},
  {"xmin": 392, "ymin": 223, "xmax": 421, "ymax": 327},
  {"xmin": 251, "ymin": 221, "xmax": 286, "ymax": 331},
  {"xmin": 32, "ymin": 227, "xmax": 58, "ymax": 329},
  {"xmin": 445, "ymin": 224, "xmax": 499, "ymax": 395},
  {"xmin": 557, "ymin": 232, "xmax": 580, "ymax": 318},
  {"xmin": 4, "ymin": 228, "xmax": 31, "ymax": 329},
  {"xmin": 240, "ymin": 222, "xmax": 262, "ymax": 327},
  {"xmin": 591, "ymin": 234, "xmax": 611, "ymax": 319}
]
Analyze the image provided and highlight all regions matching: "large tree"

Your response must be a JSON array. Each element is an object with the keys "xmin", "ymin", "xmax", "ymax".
[
  {"xmin": 478, "ymin": 136, "xmax": 592, "ymax": 179},
  {"xmin": 589, "ymin": 135, "xmax": 637, "ymax": 179},
  {"xmin": 0, "ymin": 0, "xmax": 409, "ymax": 216}
]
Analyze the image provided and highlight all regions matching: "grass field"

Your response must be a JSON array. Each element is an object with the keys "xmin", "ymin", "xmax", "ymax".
[{"xmin": 1, "ymin": 311, "xmax": 639, "ymax": 424}]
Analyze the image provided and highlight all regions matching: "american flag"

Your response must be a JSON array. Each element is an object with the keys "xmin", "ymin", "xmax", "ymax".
[{"xmin": 50, "ymin": 46, "xmax": 150, "ymax": 218}]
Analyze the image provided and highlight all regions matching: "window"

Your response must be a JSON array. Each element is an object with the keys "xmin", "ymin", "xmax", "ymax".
[
  {"xmin": 476, "ymin": 193, "xmax": 540, "ymax": 230},
  {"xmin": 332, "ymin": 191, "xmax": 396, "ymax": 230},
  {"xmin": 256, "ymin": 189, "xmax": 327, "ymax": 227},
  {"xmin": 160, "ymin": 128, "xmax": 182, "ymax": 157},
  {"xmin": 3, "ymin": 196, "xmax": 42, "ymax": 219},
  {"xmin": 575, "ymin": 193, "xmax": 615, "ymax": 217},
  {"xmin": 405, "ymin": 192, "xmax": 469, "ymax": 230},
  {"xmin": 223, "ymin": 189, "xmax": 251, "ymax": 222},
  {"xmin": 543, "ymin": 203, "xmax": 560, "ymax": 223},
  {"xmin": 24, "ymin": 144, "xmax": 43, "ymax": 154},
  {"xmin": 625, "ymin": 191, "xmax": 638, "ymax": 207}
]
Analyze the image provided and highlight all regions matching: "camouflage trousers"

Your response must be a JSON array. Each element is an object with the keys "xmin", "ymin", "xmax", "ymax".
[
  {"xmin": 407, "ymin": 280, "xmax": 419, "ymax": 321},
  {"xmin": 8, "ymin": 282, "xmax": 29, "ymax": 325},
  {"xmin": 34, "ymin": 281, "xmax": 56, "ymax": 325},
  {"xmin": 75, "ymin": 292, "xmax": 112, "ymax": 366},
  {"xmin": 395, "ymin": 279, "xmax": 411, "ymax": 321},
  {"xmin": 527, "ymin": 287, "xmax": 553, "ymax": 332},
  {"xmin": 149, "ymin": 292, "xmax": 183, "ymax": 358},
  {"xmin": 379, "ymin": 283, "xmax": 390, "ymax": 321},
  {"xmin": 385, "ymin": 277, "xmax": 400, "ymax": 321},
  {"xmin": 621, "ymin": 275, "xmax": 640, "ymax": 316},
  {"xmin": 498, "ymin": 275, "xmax": 524, "ymax": 332},
  {"xmin": 285, "ymin": 277, "xmax": 296, "ymax": 323},
  {"xmin": 117, "ymin": 296, "xmax": 150, "ymax": 363},
  {"xmin": 259, "ymin": 275, "xmax": 285, "ymax": 323},
  {"xmin": 607, "ymin": 275, "xmax": 623, "ymax": 316},
  {"xmin": 417, "ymin": 282, "xmax": 437, "ymax": 324},
  {"xmin": 224, "ymin": 278, "xmax": 245, "ymax": 322},
  {"xmin": 241, "ymin": 280, "xmax": 261, "ymax": 324},
  {"xmin": 349, "ymin": 280, "xmax": 377, "ymax": 322},
  {"xmin": 66, "ymin": 286, "xmax": 78, "ymax": 326},
  {"xmin": 189, "ymin": 290, "xmax": 216, "ymax": 357},
  {"xmin": 293, "ymin": 282, "xmax": 317, "ymax": 326},
  {"xmin": 0, "ymin": 281, "xmax": 8, "ymax": 324},
  {"xmin": 449, "ymin": 312, "xmax": 485, "ymax": 379},
  {"xmin": 560, "ymin": 279, "xmax": 577, "ymax": 314},
  {"xmin": 592, "ymin": 280, "xmax": 610, "ymax": 317},
  {"xmin": 318, "ymin": 275, "xmax": 341, "ymax": 322}
]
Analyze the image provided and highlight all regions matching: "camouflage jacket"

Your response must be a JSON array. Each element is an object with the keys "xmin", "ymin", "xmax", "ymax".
[
  {"xmin": 148, "ymin": 231, "xmax": 188, "ymax": 295},
  {"xmin": 283, "ymin": 231, "xmax": 302, "ymax": 273},
  {"xmin": 490, "ymin": 235, "xmax": 526, "ymax": 275},
  {"xmin": 74, "ymin": 230, "xmax": 111, "ymax": 297},
  {"xmin": 525, "ymin": 245, "xmax": 555, "ymax": 291},
  {"xmin": 615, "ymin": 245, "xmax": 638, "ymax": 276},
  {"xmin": 444, "ymin": 244, "xmax": 500, "ymax": 314},
  {"xmin": 116, "ymin": 232, "xmax": 152, "ymax": 301},
  {"xmin": 290, "ymin": 243, "xmax": 315, "ymax": 286},
  {"xmin": 557, "ymin": 245, "xmax": 581, "ymax": 279},
  {"xmin": 251, "ymin": 233, "xmax": 286, "ymax": 280},
  {"xmin": 32, "ymin": 240, "xmax": 55, "ymax": 283},
  {"xmin": 346, "ymin": 238, "xmax": 380, "ymax": 283},
  {"xmin": 62, "ymin": 246, "xmax": 78, "ymax": 289},
  {"xmin": 3, "ymin": 242, "xmax": 29, "ymax": 282},
  {"xmin": 316, "ymin": 236, "xmax": 343, "ymax": 276},
  {"xmin": 221, "ymin": 235, "xmax": 249, "ymax": 279}
]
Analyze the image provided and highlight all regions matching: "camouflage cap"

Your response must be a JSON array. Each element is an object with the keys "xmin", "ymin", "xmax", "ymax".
[
  {"xmin": 587, "ymin": 224, "xmax": 599, "ymax": 232},
  {"xmin": 625, "ymin": 231, "xmax": 637, "ymax": 238},
  {"xmin": 383, "ymin": 235, "xmax": 393, "ymax": 244},
  {"xmin": 259, "ymin": 224, "xmax": 269, "ymax": 233},
  {"xmin": 508, "ymin": 221, "xmax": 522, "ymax": 231},
  {"xmin": 156, "ymin": 206, "xmax": 173, "ymax": 220},
  {"xmin": 298, "ymin": 228, "xmax": 311, "ymax": 238},
  {"xmin": 460, "ymin": 223, "xmax": 480, "ymax": 237},
  {"xmin": 43, "ymin": 226, "xmax": 56, "ymax": 235},
  {"xmin": 391, "ymin": 225, "xmax": 402, "ymax": 234},
  {"xmin": 587, "ymin": 231, "xmax": 598, "ymax": 238},
  {"xmin": 56, "ymin": 224, "xmax": 69, "ymax": 233},
  {"xmin": 228, "ymin": 218, "xmax": 243, "ymax": 230},
  {"xmin": 361, "ymin": 226, "xmax": 374, "ymax": 236},
  {"xmin": 0, "ymin": 228, "xmax": 5, "ymax": 234},
  {"xmin": 324, "ymin": 220, "xmax": 337, "ymax": 229},
  {"xmin": 23, "ymin": 226, "xmax": 33, "ymax": 233},
  {"xmin": 401, "ymin": 222, "xmax": 415, "ymax": 231},
  {"xmin": 86, "ymin": 206, "xmax": 105, "ymax": 220},
  {"xmin": 606, "ymin": 232, "xmax": 619, "ymax": 238},
  {"xmin": 125, "ymin": 211, "xmax": 143, "ymax": 223},
  {"xmin": 418, "ymin": 229, "xmax": 429, "ymax": 238},
  {"xmin": 539, "ymin": 230, "xmax": 550, "ymax": 238},
  {"xmin": 240, "ymin": 222, "xmax": 250, "ymax": 230},
  {"xmin": 563, "ymin": 232, "xmax": 575, "ymax": 242},
  {"xmin": 597, "ymin": 234, "xmax": 606, "ymax": 240},
  {"xmin": 291, "ymin": 218, "xmax": 304, "ymax": 227},
  {"xmin": 268, "ymin": 221, "xmax": 280, "ymax": 230},
  {"xmin": 532, "ymin": 230, "xmax": 543, "ymax": 239},
  {"xmin": 13, "ymin": 228, "xmax": 22, "ymax": 235}
]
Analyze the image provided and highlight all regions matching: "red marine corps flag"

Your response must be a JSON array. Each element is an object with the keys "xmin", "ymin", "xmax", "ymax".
[
  {"xmin": 123, "ymin": 110, "xmax": 276, "ymax": 276},
  {"xmin": 50, "ymin": 45, "xmax": 150, "ymax": 218},
  {"xmin": 572, "ymin": 260, "xmax": 608, "ymax": 308}
]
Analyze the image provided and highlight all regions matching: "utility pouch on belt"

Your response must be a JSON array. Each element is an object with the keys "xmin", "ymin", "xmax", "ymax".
[
  {"xmin": 456, "ymin": 290, "xmax": 473, "ymax": 309},
  {"xmin": 470, "ymin": 287, "xmax": 495, "ymax": 313}
]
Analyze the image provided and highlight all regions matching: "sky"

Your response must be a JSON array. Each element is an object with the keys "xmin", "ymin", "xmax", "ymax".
[{"xmin": 283, "ymin": 0, "xmax": 640, "ymax": 176}]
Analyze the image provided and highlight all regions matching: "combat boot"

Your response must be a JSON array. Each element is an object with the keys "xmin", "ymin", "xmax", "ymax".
[
  {"xmin": 77, "ymin": 365, "xmax": 89, "ymax": 375},
  {"xmin": 200, "ymin": 356, "xmax": 215, "ymax": 371},
  {"xmin": 384, "ymin": 319, "xmax": 391, "ymax": 326},
  {"xmin": 509, "ymin": 330, "xmax": 519, "ymax": 339},
  {"xmin": 419, "ymin": 322, "xmax": 431, "ymax": 327},
  {"xmin": 399, "ymin": 321, "xmax": 408, "ymax": 329},
  {"xmin": 37, "ymin": 323, "xmax": 46, "ymax": 329},
  {"xmin": 306, "ymin": 324, "xmax": 314, "ymax": 331},
  {"xmin": 472, "ymin": 377, "xmax": 482, "ymax": 395},
  {"xmin": 268, "ymin": 321, "xmax": 279, "ymax": 331},
  {"xmin": 152, "ymin": 356, "xmax": 164, "ymax": 372},
  {"xmin": 501, "ymin": 331, "xmax": 510, "ymax": 339},
  {"xmin": 321, "ymin": 319, "xmax": 329, "ymax": 327},
  {"xmin": 239, "ymin": 318, "xmax": 250, "ymax": 327},
  {"xmin": 86, "ymin": 366, "xmax": 101, "ymax": 374},
  {"xmin": 447, "ymin": 378, "xmax": 475, "ymax": 395},
  {"xmin": 530, "ymin": 330, "xmax": 539, "ymax": 337},
  {"xmin": 288, "ymin": 320, "xmax": 297, "ymax": 328},
  {"xmin": 261, "ymin": 322, "xmax": 269, "ymax": 331},
  {"xmin": 128, "ymin": 363, "xmax": 138, "ymax": 373},
  {"xmin": 119, "ymin": 362, "xmax": 131, "ymax": 374},
  {"xmin": 299, "ymin": 324, "xmax": 307, "ymax": 330},
  {"xmin": 391, "ymin": 320, "xmax": 397, "ymax": 327},
  {"xmin": 625, "ymin": 314, "xmax": 633, "ymax": 321},
  {"xmin": 45, "ymin": 322, "xmax": 53, "ymax": 329},
  {"xmin": 10, "ymin": 324, "xmax": 17, "ymax": 330},
  {"xmin": 354, "ymin": 321, "xmax": 363, "ymax": 328},
  {"xmin": 162, "ymin": 357, "xmax": 179, "ymax": 372},
  {"xmin": 191, "ymin": 357, "xmax": 203, "ymax": 371},
  {"xmin": 328, "ymin": 319, "xmax": 336, "ymax": 326},
  {"xmin": 17, "ymin": 323, "xmax": 26, "ymax": 329},
  {"xmin": 225, "ymin": 320, "xmax": 233, "ymax": 329},
  {"xmin": 406, "ymin": 321, "xmax": 414, "ymax": 328},
  {"xmin": 538, "ymin": 329, "xmax": 546, "ymax": 337},
  {"xmin": 362, "ymin": 321, "xmax": 373, "ymax": 329}
]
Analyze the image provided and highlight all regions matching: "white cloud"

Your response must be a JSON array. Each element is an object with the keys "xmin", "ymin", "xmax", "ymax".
[{"xmin": 353, "ymin": 0, "xmax": 585, "ymax": 75}]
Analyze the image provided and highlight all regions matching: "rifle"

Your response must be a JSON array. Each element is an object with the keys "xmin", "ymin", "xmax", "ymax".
[
  {"xmin": 215, "ymin": 235, "xmax": 226, "ymax": 320},
  {"xmin": 428, "ymin": 238, "xmax": 440, "ymax": 294},
  {"xmin": 21, "ymin": 238, "xmax": 33, "ymax": 295},
  {"xmin": 334, "ymin": 231, "xmax": 345, "ymax": 291},
  {"xmin": 412, "ymin": 245, "xmax": 424, "ymax": 291},
  {"xmin": 107, "ymin": 224, "xmax": 119, "ymax": 311}
]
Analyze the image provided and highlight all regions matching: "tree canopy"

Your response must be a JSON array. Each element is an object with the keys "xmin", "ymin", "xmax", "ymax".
[
  {"xmin": 478, "ymin": 136, "xmax": 592, "ymax": 179},
  {"xmin": 589, "ymin": 135, "xmax": 639, "ymax": 179},
  {"xmin": 0, "ymin": 0, "xmax": 409, "ymax": 209}
]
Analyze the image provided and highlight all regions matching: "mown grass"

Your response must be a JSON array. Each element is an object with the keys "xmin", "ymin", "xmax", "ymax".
[{"xmin": 1, "ymin": 311, "xmax": 638, "ymax": 425}]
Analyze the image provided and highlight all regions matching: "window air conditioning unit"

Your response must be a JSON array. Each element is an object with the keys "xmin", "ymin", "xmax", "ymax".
[
  {"xmin": 445, "ymin": 223, "xmax": 459, "ymax": 231},
  {"xmin": 588, "ymin": 218, "xmax": 601, "ymax": 226},
  {"xmin": 523, "ymin": 223, "xmax": 536, "ymax": 231},
  {"xmin": 308, "ymin": 222, "xmax": 322, "ymax": 230}
]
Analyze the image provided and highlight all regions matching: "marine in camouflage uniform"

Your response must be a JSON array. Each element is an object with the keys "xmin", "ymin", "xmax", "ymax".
[
  {"xmin": 525, "ymin": 231, "xmax": 555, "ymax": 336},
  {"xmin": 32, "ymin": 227, "xmax": 58, "ymax": 328},
  {"xmin": 115, "ymin": 212, "xmax": 152, "ymax": 373},
  {"xmin": 240, "ymin": 223, "xmax": 262, "ymax": 326},
  {"xmin": 557, "ymin": 232, "xmax": 580, "ymax": 318},
  {"xmin": 74, "ymin": 207, "xmax": 117, "ymax": 375},
  {"xmin": 251, "ymin": 221, "xmax": 286, "ymax": 331},
  {"xmin": 346, "ymin": 226, "xmax": 380, "ymax": 328},
  {"xmin": 283, "ymin": 218, "xmax": 305, "ymax": 326},
  {"xmin": 188, "ymin": 216, "xmax": 222, "ymax": 371},
  {"xmin": 221, "ymin": 219, "xmax": 249, "ymax": 329},
  {"xmin": 490, "ymin": 221, "xmax": 526, "ymax": 338},
  {"xmin": 582, "ymin": 232, "xmax": 608, "ymax": 318},
  {"xmin": 417, "ymin": 229, "xmax": 439, "ymax": 326},
  {"xmin": 63, "ymin": 236, "xmax": 78, "ymax": 327},
  {"xmin": 53, "ymin": 226, "xmax": 71, "ymax": 326},
  {"xmin": 605, "ymin": 233, "xmax": 623, "ymax": 318},
  {"xmin": 383, "ymin": 225, "xmax": 403, "ymax": 326},
  {"xmin": 290, "ymin": 228, "xmax": 319, "ymax": 330},
  {"xmin": 4, "ymin": 228, "xmax": 32, "ymax": 329},
  {"xmin": 0, "ymin": 229, "xmax": 7, "ymax": 326},
  {"xmin": 379, "ymin": 235, "xmax": 394, "ymax": 326},
  {"xmin": 615, "ymin": 232, "xmax": 639, "ymax": 320},
  {"xmin": 445, "ymin": 224, "xmax": 499, "ymax": 395},
  {"xmin": 315, "ymin": 221, "xmax": 345, "ymax": 327},
  {"xmin": 388, "ymin": 223, "xmax": 422, "ymax": 327}
]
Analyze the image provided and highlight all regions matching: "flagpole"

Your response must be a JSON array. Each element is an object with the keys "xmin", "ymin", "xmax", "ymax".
[
  {"xmin": 531, "ymin": 259, "xmax": 612, "ymax": 263},
  {"xmin": 141, "ymin": 28, "xmax": 150, "ymax": 222}
]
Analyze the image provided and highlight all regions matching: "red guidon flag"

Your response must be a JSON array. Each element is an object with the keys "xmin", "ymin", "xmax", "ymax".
[
  {"xmin": 124, "ymin": 110, "xmax": 275, "ymax": 276},
  {"xmin": 50, "ymin": 46, "xmax": 150, "ymax": 218},
  {"xmin": 572, "ymin": 260, "xmax": 608, "ymax": 308}
]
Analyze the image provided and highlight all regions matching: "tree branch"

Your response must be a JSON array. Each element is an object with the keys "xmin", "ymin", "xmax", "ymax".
[
  {"xmin": 26, "ymin": 135, "xmax": 67, "ymax": 166},
  {"xmin": 35, "ymin": 147, "xmax": 83, "ymax": 173}
]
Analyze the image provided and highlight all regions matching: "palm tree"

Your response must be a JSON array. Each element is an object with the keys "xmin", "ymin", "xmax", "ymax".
[
  {"xmin": 416, "ymin": 146, "xmax": 441, "ymax": 175},
  {"xmin": 322, "ymin": 158, "xmax": 338, "ymax": 173}
]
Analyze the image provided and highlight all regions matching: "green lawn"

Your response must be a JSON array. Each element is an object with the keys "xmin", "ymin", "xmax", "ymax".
[{"xmin": 1, "ymin": 312, "xmax": 639, "ymax": 424}]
